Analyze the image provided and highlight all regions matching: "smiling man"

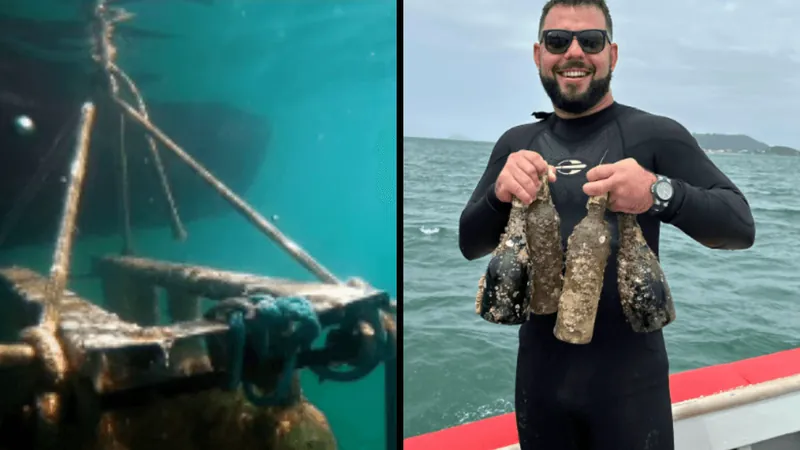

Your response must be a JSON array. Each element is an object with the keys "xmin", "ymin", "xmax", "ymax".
[{"xmin": 457, "ymin": 0, "xmax": 756, "ymax": 449}]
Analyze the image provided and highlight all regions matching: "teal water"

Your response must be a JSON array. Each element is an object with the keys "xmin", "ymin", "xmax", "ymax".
[
  {"xmin": 403, "ymin": 136, "xmax": 800, "ymax": 438},
  {"xmin": 1, "ymin": 2, "xmax": 396, "ymax": 449}
]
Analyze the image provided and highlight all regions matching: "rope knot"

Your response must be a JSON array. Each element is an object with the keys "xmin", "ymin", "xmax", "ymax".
[
  {"xmin": 221, "ymin": 294, "xmax": 320, "ymax": 406},
  {"xmin": 248, "ymin": 295, "xmax": 321, "ymax": 359}
]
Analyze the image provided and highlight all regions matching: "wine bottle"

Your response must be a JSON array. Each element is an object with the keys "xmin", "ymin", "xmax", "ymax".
[
  {"xmin": 617, "ymin": 213, "xmax": 676, "ymax": 332},
  {"xmin": 525, "ymin": 175, "xmax": 563, "ymax": 315},
  {"xmin": 475, "ymin": 197, "xmax": 531, "ymax": 325},
  {"xmin": 553, "ymin": 194, "xmax": 611, "ymax": 344}
]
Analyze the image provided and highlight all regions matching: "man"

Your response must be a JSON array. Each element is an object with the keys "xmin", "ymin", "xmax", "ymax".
[{"xmin": 457, "ymin": 0, "xmax": 756, "ymax": 449}]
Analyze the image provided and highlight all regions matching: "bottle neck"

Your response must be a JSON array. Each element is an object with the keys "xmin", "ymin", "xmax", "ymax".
[
  {"xmin": 537, "ymin": 177, "xmax": 551, "ymax": 201},
  {"xmin": 618, "ymin": 213, "xmax": 641, "ymax": 238},
  {"xmin": 509, "ymin": 198, "xmax": 527, "ymax": 229},
  {"xmin": 586, "ymin": 195, "xmax": 608, "ymax": 214}
]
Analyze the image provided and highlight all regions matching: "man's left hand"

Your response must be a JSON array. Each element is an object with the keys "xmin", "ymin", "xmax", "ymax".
[{"xmin": 582, "ymin": 158, "xmax": 657, "ymax": 214}]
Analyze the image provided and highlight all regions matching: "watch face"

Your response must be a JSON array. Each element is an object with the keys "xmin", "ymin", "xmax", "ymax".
[{"xmin": 655, "ymin": 180, "xmax": 673, "ymax": 200}]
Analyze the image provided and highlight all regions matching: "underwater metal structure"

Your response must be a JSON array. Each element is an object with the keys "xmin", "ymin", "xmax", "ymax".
[{"xmin": 0, "ymin": 1, "xmax": 397, "ymax": 449}]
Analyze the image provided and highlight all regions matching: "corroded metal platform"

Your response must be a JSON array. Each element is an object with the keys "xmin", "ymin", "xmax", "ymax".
[
  {"xmin": 0, "ymin": 259, "xmax": 393, "ymax": 450},
  {"xmin": 0, "ymin": 259, "xmax": 391, "ymax": 414}
]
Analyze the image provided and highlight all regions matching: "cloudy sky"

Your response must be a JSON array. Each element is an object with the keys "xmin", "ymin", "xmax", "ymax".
[{"xmin": 403, "ymin": 0, "xmax": 800, "ymax": 147}]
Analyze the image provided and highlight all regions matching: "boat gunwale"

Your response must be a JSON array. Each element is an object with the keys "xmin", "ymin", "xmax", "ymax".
[{"xmin": 404, "ymin": 347, "xmax": 800, "ymax": 450}]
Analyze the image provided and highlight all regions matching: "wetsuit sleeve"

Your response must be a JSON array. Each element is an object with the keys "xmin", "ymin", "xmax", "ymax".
[
  {"xmin": 640, "ymin": 124, "xmax": 755, "ymax": 250},
  {"xmin": 458, "ymin": 133, "xmax": 515, "ymax": 260}
]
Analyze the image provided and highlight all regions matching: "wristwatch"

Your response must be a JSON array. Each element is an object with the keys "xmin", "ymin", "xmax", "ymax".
[{"xmin": 649, "ymin": 175, "xmax": 674, "ymax": 214}]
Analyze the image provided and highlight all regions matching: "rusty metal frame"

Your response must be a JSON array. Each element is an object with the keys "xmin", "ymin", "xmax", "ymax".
[{"xmin": 0, "ymin": 1, "xmax": 397, "ymax": 448}]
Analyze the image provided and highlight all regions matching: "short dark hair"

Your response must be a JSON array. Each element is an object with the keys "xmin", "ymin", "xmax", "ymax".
[{"xmin": 537, "ymin": 0, "xmax": 613, "ymax": 41}]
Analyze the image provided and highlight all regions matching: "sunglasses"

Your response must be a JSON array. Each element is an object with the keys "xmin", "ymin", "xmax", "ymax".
[{"xmin": 540, "ymin": 29, "xmax": 610, "ymax": 55}]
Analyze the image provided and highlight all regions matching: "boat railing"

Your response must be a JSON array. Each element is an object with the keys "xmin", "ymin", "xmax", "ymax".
[{"xmin": 479, "ymin": 372, "xmax": 800, "ymax": 450}]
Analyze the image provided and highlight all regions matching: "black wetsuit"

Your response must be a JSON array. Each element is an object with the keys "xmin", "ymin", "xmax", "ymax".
[{"xmin": 458, "ymin": 102, "xmax": 755, "ymax": 450}]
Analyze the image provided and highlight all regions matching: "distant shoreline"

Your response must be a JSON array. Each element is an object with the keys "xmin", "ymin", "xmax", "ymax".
[{"xmin": 404, "ymin": 135, "xmax": 800, "ymax": 157}]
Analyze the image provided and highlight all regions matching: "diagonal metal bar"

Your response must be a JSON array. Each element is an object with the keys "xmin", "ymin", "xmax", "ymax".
[
  {"xmin": 113, "ymin": 96, "xmax": 342, "ymax": 285},
  {"xmin": 43, "ymin": 102, "xmax": 97, "ymax": 328}
]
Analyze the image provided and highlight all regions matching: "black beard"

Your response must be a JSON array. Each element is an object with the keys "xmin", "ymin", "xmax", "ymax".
[{"xmin": 539, "ymin": 70, "xmax": 612, "ymax": 115}]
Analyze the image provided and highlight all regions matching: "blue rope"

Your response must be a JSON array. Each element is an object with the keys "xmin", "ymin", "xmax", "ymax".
[{"xmin": 226, "ymin": 294, "xmax": 321, "ymax": 406}]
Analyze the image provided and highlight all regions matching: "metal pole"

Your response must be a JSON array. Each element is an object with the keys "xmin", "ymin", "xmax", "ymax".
[
  {"xmin": 43, "ymin": 102, "xmax": 96, "ymax": 327},
  {"xmin": 0, "ymin": 344, "xmax": 35, "ymax": 367}
]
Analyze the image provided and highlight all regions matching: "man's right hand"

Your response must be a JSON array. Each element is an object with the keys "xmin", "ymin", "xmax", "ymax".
[{"xmin": 494, "ymin": 150, "xmax": 556, "ymax": 205}]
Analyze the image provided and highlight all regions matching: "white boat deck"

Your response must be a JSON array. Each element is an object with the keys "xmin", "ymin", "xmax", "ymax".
[{"xmin": 404, "ymin": 348, "xmax": 800, "ymax": 450}]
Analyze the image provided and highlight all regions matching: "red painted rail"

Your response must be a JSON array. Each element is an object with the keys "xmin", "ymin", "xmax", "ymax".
[{"xmin": 404, "ymin": 347, "xmax": 800, "ymax": 450}]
